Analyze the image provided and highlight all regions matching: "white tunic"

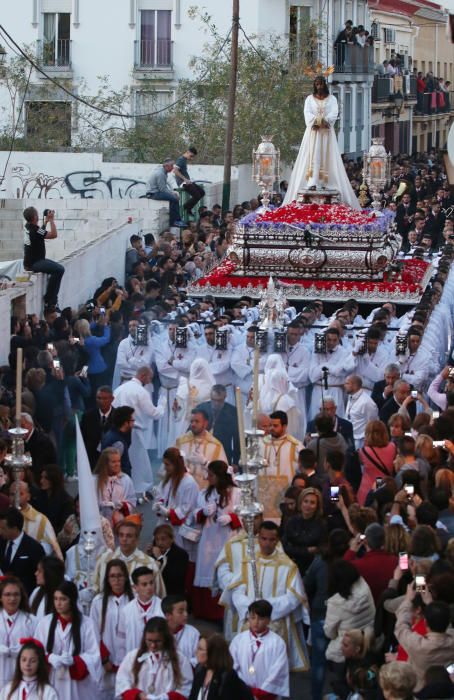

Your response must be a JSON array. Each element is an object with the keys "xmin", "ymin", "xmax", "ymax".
[
  {"xmin": 193, "ymin": 486, "xmax": 241, "ymax": 588},
  {"xmin": 117, "ymin": 596, "xmax": 164, "ymax": 654},
  {"xmin": 173, "ymin": 623, "xmax": 200, "ymax": 667},
  {"xmin": 112, "ymin": 335, "xmax": 154, "ymax": 390},
  {"xmin": 0, "ymin": 609, "xmax": 37, "ymax": 687},
  {"xmin": 0, "ymin": 682, "xmax": 58, "ymax": 700},
  {"xmin": 308, "ymin": 344, "xmax": 356, "ymax": 420},
  {"xmin": 29, "ymin": 588, "xmax": 51, "ymax": 621},
  {"xmin": 94, "ymin": 473, "xmax": 137, "ymax": 524},
  {"xmin": 198, "ymin": 343, "xmax": 233, "ymax": 401},
  {"xmin": 113, "ymin": 377, "xmax": 166, "ymax": 492},
  {"xmin": 90, "ymin": 593, "xmax": 131, "ymax": 699},
  {"xmin": 154, "ymin": 473, "xmax": 199, "ymax": 549},
  {"xmin": 283, "ymin": 341, "xmax": 311, "ymax": 439},
  {"xmin": 115, "ymin": 648, "xmax": 193, "ymax": 698},
  {"xmin": 284, "ymin": 93, "xmax": 360, "ymax": 209},
  {"xmin": 230, "ymin": 629, "xmax": 290, "ymax": 697},
  {"xmin": 34, "ymin": 614, "xmax": 102, "ymax": 700}
]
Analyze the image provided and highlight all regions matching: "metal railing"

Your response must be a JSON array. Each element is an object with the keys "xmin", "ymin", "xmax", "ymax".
[
  {"xmin": 333, "ymin": 44, "xmax": 374, "ymax": 74},
  {"xmin": 372, "ymin": 74, "xmax": 418, "ymax": 104},
  {"xmin": 134, "ymin": 39, "xmax": 173, "ymax": 69},
  {"xmin": 37, "ymin": 39, "xmax": 72, "ymax": 68}
]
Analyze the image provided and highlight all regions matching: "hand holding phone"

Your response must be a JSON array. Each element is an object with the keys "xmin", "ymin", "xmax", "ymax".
[{"xmin": 399, "ymin": 551, "xmax": 408, "ymax": 570}]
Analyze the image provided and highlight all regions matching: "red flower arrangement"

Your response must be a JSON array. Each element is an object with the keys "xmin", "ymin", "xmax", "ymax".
[{"xmin": 255, "ymin": 202, "xmax": 378, "ymax": 226}]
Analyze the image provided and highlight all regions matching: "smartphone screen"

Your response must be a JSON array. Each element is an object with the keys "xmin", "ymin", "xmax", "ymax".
[
  {"xmin": 404, "ymin": 484, "xmax": 414, "ymax": 496},
  {"xmin": 376, "ymin": 477, "xmax": 384, "ymax": 488},
  {"xmin": 415, "ymin": 575, "xmax": 426, "ymax": 592},
  {"xmin": 53, "ymin": 359, "xmax": 60, "ymax": 370},
  {"xmin": 446, "ymin": 663, "xmax": 454, "ymax": 674},
  {"xmin": 330, "ymin": 486, "xmax": 340, "ymax": 502},
  {"xmin": 399, "ymin": 552, "xmax": 408, "ymax": 570}
]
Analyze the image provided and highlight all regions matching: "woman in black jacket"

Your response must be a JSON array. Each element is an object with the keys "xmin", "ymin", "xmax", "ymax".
[
  {"xmin": 282, "ymin": 487, "xmax": 328, "ymax": 576},
  {"xmin": 189, "ymin": 634, "xmax": 253, "ymax": 700}
]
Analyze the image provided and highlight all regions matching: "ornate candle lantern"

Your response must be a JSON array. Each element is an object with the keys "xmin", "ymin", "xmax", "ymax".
[
  {"xmin": 252, "ymin": 136, "xmax": 280, "ymax": 210},
  {"xmin": 362, "ymin": 137, "xmax": 391, "ymax": 216}
]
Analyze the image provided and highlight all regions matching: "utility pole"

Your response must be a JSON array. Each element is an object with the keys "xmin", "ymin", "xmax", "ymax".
[{"xmin": 222, "ymin": 0, "xmax": 239, "ymax": 212}]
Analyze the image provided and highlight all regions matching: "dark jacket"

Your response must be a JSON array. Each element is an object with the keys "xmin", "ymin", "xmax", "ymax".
[
  {"xmin": 304, "ymin": 554, "xmax": 329, "ymax": 620},
  {"xmin": 371, "ymin": 379, "xmax": 390, "ymax": 410},
  {"xmin": 34, "ymin": 488, "xmax": 74, "ymax": 533},
  {"xmin": 282, "ymin": 514, "xmax": 328, "ymax": 576},
  {"xmin": 25, "ymin": 429, "xmax": 57, "ymax": 477},
  {"xmin": 152, "ymin": 542, "xmax": 189, "ymax": 596},
  {"xmin": 196, "ymin": 400, "xmax": 240, "ymax": 464},
  {"xmin": 189, "ymin": 667, "xmax": 254, "ymax": 700},
  {"xmin": 80, "ymin": 407, "xmax": 114, "ymax": 469},
  {"xmin": 307, "ymin": 416, "xmax": 354, "ymax": 451},
  {"xmin": 379, "ymin": 396, "xmax": 416, "ymax": 426},
  {"xmin": 101, "ymin": 428, "xmax": 132, "ymax": 476},
  {"xmin": 0, "ymin": 532, "xmax": 45, "ymax": 595}
]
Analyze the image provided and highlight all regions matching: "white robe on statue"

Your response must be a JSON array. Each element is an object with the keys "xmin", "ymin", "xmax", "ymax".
[
  {"xmin": 34, "ymin": 614, "xmax": 102, "ymax": 700},
  {"xmin": 0, "ymin": 683, "xmax": 58, "ymax": 700},
  {"xmin": 90, "ymin": 593, "xmax": 130, "ymax": 699},
  {"xmin": 0, "ymin": 609, "xmax": 37, "ymax": 688},
  {"xmin": 115, "ymin": 648, "xmax": 193, "ymax": 699},
  {"xmin": 230, "ymin": 629, "xmax": 290, "ymax": 698},
  {"xmin": 284, "ymin": 93, "xmax": 360, "ymax": 209}
]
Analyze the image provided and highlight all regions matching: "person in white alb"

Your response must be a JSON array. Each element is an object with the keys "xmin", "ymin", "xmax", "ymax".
[
  {"xmin": 397, "ymin": 329, "xmax": 431, "ymax": 391},
  {"xmin": 117, "ymin": 567, "xmax": 164, "ymax": 653},
  {"xmin": 352, "ymin": 327, "xmax": 392, "ymax": 392},
  {"xmin": 283, "ymin": 322, "xmax": 311, "ymax": 438},
  {"xmin": 198, "ymin": 324, "xmax": 234, "ymax": 402},
  {"xmin": 9, "ymin": 482, "xmax": 62, "ymax": 560},
  {"xmin": 112, "ymin": 319, "xmax": 154, "ymax": 390},
  {"xmin": 229, "ymin": 599, "xmax": 290, "ymax": 699},
  {"xmin": 231, "ymin": 326, "xmax": 267, "ymax": 407},
  {"xmin": 161, "ymin": 594, "xmax": 200, "ymax": 667},
  {"xmin": 112, "ymin": 367, "xmax": 166, "ymax": 496},
  {"xmin": 0, "ymin": 576, "xmax": 37, "ymax": 689},
  {"xmin": 308, "ymin": 328, "xmax": 355, "ymax": 420},
  {"xmin": 0, "ymin": 638, "xmax": 59, "ymax": 700},
  {"xmin": 260, "ymin": 411, "xmax": 303, "ymax": 481},
  {"xmin": 155, "ymin": 321, "xmax": 196, "ymax": 455},
  {"xmin": 344, "ymin": 375, "xmax": 379, "ymax": 449}
]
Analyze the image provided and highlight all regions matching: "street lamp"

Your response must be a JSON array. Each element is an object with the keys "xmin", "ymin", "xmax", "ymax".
[
  {"xmin": 382, "ymin": 90, "xmax": 404, "ymax": 119},
  {"xmin": 252, "ymin": 135, "xmax": 280, "ymax": 210},
  {"xmin": 362, "ymin": 137, "xmax": 391, "ymax": 215}
]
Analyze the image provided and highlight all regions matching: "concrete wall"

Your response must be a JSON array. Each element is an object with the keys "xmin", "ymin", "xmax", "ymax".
[{"xmin": 0, "ymin": 196, "xmax": 168, "ymax": 262}]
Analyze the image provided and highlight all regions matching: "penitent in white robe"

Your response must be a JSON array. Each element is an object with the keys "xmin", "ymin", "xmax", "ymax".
[
  {"xmin": 284, "ymin": 93, "xmax": 360, "ymax": 209},
  {"xmin": 117, "ymin": 596, "xmax": 164, "ymax": 654},
  {"xmin": 34, "ymin": 614, "xmax": 102, "ymax": 700},
  {"xmin": 115, "ymin": 648, "xmax": 193, "ymax": 698},
  {"xmin": 230, "ymin": 629, "xmax": 290, "ymax": 697},
  {"xmin": 90, "ymin": 593, "xmax": 131, "ymax": 700},
  {"xmin": 0, "ymin": 682, "xmax": 58, "ymax": 700},
  {"xmin": 229, "ymin": 547, "xmax": 310, "ymax": 672},
  {"xmin": 0, "ymin": 609, "xmax": 37, "ymax": 687}
]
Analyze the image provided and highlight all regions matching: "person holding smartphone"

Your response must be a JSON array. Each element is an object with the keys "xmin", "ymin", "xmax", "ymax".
[{"xmin": 23, "ymin": 206, "xmax": 64, "ymax": 310}]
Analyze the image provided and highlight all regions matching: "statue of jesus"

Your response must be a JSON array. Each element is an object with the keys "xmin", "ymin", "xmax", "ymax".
[{"xmin": 284, "ymin": 76, "xmax": 360, "ymax": 209}]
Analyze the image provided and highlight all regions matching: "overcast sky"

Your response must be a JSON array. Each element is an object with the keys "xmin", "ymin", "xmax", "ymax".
[{"xmin": 441, "ymin": 0, "xmax": 454, "ymax": 11}]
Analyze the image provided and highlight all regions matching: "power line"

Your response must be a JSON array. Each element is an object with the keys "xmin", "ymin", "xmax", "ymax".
[
  {"xmin": 0, "ymin": 23, "xmax": 232, "ymax": 120},
  {"xmin": 0, "ymin": 63, "xmax": 33, "ymax": 185}
]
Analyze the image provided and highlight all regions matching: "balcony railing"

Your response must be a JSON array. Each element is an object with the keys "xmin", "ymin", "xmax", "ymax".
[
  {"xmin": 37, "ymin": 39, "xmax": 72, "ymax": 68},
  {"xmin": 372, "ymin": 74, "xmax": 452, "ymax": 114},
  {"xmin": 134, "ymin": 39, "xmax": 173, "ymax": 69},
  {"xmin": 333, "ymin": 44, "xmax": 374, "ymax": 74}
]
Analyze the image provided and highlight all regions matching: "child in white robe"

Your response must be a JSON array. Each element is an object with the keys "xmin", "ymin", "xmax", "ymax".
[
  {"xmin": 230, "ymin": 599, "xmax": 289, "ymax": 700},
  {"xmin": 115, "ymin": 617, "xmax": 192, "ymax": 700},
  {"xmin": 29, "ymin": 556, "xmax": 66, "ymax": 622},
  {"xmin": 161, "ymin": 595, "xmax": 199, "ymax": 667},
  {"xmin": 34, "ymin": 580, "xmax": 102, "ymax": 700},
  {"xmin": 117, "ymin": 566, "xmax": 164, "ymax": 654},
  {"xmin": 0, "ymin": 638, "xmax": 59, "ymax": 700},
  {"xmin": 0, "ymin": 577, "xmax": 37, "ymax": 689},
  {"xmin": 90, "ymin": 559, "xmax": 134, "ymax": 700}
]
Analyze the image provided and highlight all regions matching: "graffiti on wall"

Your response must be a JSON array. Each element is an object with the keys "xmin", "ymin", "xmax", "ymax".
[
  {"xmin": 64, "ymin": 171, "xmax": 147, "ymax": 198},
  {"xmin": 9, "ymin": 164, "xmax": 147, "ymax": 199}
]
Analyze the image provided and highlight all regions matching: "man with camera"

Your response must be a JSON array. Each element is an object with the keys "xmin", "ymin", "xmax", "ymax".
[{"xmin": 23, "ymin": 206, "xmax": 64, "ymax": 310}]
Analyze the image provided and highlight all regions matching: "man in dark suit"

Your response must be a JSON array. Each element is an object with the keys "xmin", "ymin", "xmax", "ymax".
[
  {"xmin": 196, "ymin": 384, "xmax": 240, "ymax": 465},
  {"xmin": 20, "ymin": 413, "xmax": 57, "ymax": 478},
  {"xmin": 101, "ymin": 405, "xmax": 134, "ymax": 476},
  {"xmin": 371, "ymin": 364, "xmax": 401, "ymax": 410},
  {"xmin": 395, "ymin": 193, "xmax": 416, "ymax": 242},
  {"xmin": 0, "ymin": 507, "xmax": 45, "ymax": 595},
  {"xmin": 379, "ymin": 379, "xmax": 416, "ymax": 426},
  {"xmin": 80, "ymin": 385, "xmax": 114, "ymax": 469},
  {"xmin": 306, "ymin": 395, "xmax": 355, "ymax": 451}
]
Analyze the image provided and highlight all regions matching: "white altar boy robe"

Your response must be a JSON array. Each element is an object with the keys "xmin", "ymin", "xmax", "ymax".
[
  {"xmin": 230, "ymin": 629, "xmax": 290, "ymax": 698},
  {"xmin": 0, "ymin": 682, "xmax": 58, "ymax": 700},
  {"xmin": 173, "ymin": 623, "xmax": 200, "ymax": 667},
  {"xmin": 90, "ymin": 593, "xmax": 130, "ymax": 699},
  {"xmin": 0, "ymin": 609, "xmax": 36, "ymax": 687},
  {"xmin": 34, "ymin": 614, "xmax": 101, "ymax": 700},
  {"xmin": 154, "ymin": 473, "xmax": 199, "ymax": 549},
  {"xmin": 117, "ymin": 596, "xmax": 164, "ymax": 653},
  {"xmin": 115, "ymin": 648, "xmax": 193, "ymax": 699}
]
